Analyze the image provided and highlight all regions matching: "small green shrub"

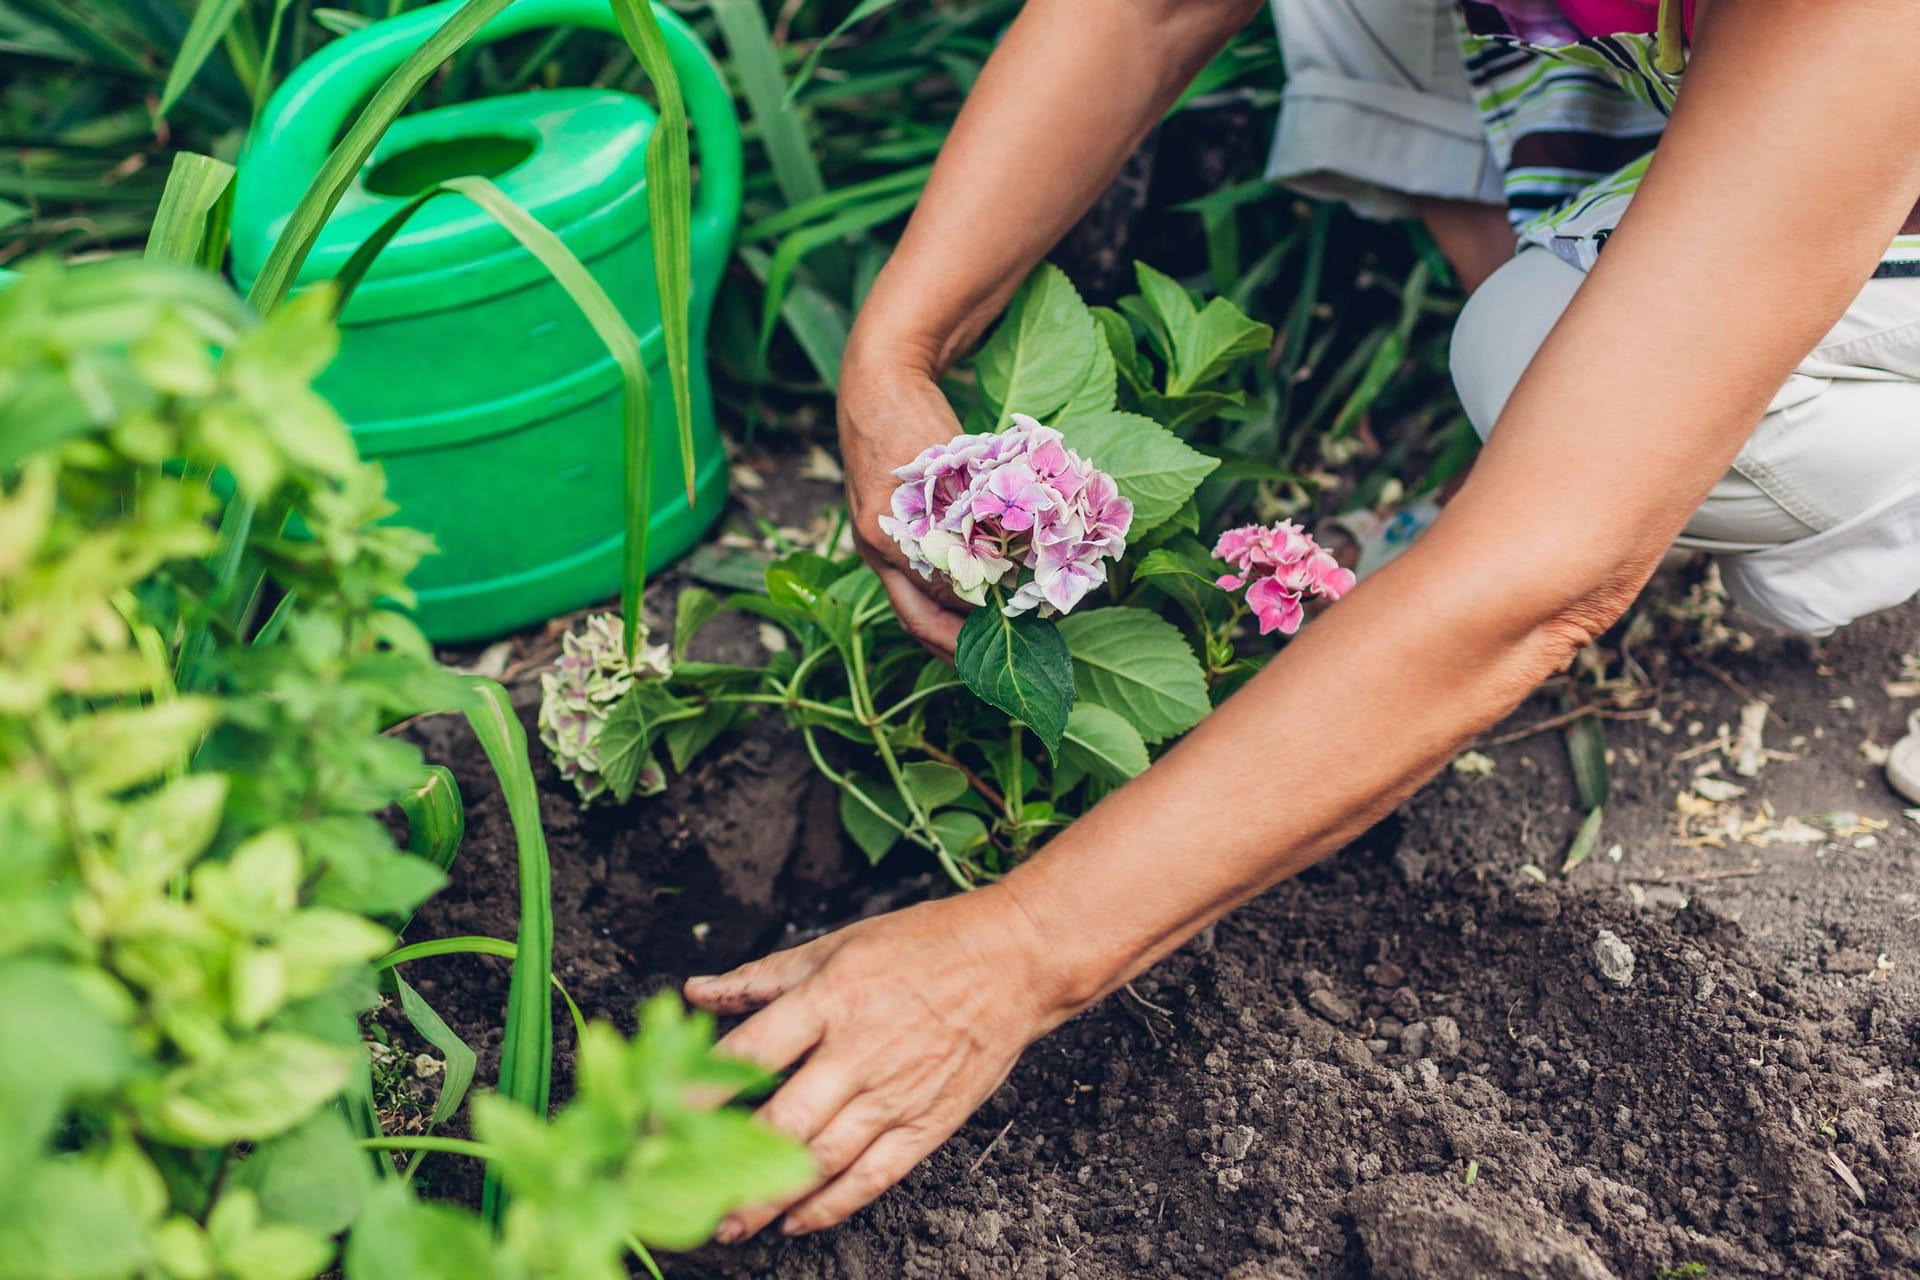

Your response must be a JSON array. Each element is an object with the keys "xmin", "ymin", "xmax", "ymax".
[{"xmin": 0, "ymin": 258, "xmax": 808, "ymax": 1280}]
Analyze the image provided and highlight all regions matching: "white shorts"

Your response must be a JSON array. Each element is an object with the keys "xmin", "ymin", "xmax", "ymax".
[{"xmin": 1271, "ymin": 0, "xmax": 1920, "ymax": 634}]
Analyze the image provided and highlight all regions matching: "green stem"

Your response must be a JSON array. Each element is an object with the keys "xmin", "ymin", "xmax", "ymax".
[
  {"xmin": 362, "ymin": 1135, "xmax": 492, "ymax": 1160},
  {"xmin": 877, "ymin": 678, "xmax": 963, "ymax": 724},
  {"xmin": 1006, "ymin": 720, "xmax": 1027, "ymax": 853},
  {"xmin": 720, "ymin": 692, "xmax": 863, "ymax": 723},
  {"xmin": 848, "ymin": 623, "xmax": 969, "ymax": 890}
]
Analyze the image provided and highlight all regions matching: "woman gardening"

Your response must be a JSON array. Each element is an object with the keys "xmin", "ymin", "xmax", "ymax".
[{"xmin": 685, "ymin": 0, "xmax": 1920, "ymax": 1241}]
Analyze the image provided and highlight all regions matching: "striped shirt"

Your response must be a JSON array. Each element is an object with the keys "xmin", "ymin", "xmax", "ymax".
[{"xmin": 1456, "ymin": 1, "xmax": 1920, "ymax": 278}]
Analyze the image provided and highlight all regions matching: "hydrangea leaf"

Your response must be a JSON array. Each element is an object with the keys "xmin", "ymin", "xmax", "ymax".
[
  {"xmin": 954, "ymin": 608, "xmax": 1075, "ymax": 758},
  {"xmin": 975, "ymin": 264, "xmax": 1099, "ymax": 426},
  {"xmin": 1054, "ymin": 410, "xmax": 1217, "ymax": 535},
  {"xmin": 1061, "ymin": 703, "xmax": 1150, "ymax": 786},
  {"xmin": 1133, "ymin": 262, "xmax": 1273, "ymax": 395},
  {"xmin": 1057, "ymin": 608, "xmax": 1210, "ymax": 745}
]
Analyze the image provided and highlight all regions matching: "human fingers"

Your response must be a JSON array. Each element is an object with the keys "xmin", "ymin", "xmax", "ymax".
[
  {"xmin": 776, "ymin": 1122, "xmax": 952, "ymax": 1235},
  {"xmin": 876, "ymin": 563, "xmax": 964, "ymax": 657},
  {"xmin": 715, "ymin": 1065, "xmax": 882, "ymax": 1242},
  {"xmin": 683, "ymin": 937, "xmax": 835, "ymax": 1015},
  {"xmin": 711, "ymin": 994, "xmax": 826, "ymax": 1078}
]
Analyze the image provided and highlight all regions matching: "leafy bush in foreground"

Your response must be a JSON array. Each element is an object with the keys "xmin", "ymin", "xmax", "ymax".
[{"xmin": 0, "ymin": 258, "xmax": 808, "ymax": 1280}]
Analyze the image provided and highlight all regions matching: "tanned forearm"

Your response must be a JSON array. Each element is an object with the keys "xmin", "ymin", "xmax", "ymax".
[
  {"xmin": 845, "ymin": 0, "xmax": 1263, "ymax": 379},
  {"xmin": 994, "ymin": 0, "xmax": 1920, "ymax": 1017}
]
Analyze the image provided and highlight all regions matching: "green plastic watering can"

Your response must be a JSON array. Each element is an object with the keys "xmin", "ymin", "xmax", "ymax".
[{"xmin": 231, "ymin": 0, "xmax": 742, "ymax": 643}]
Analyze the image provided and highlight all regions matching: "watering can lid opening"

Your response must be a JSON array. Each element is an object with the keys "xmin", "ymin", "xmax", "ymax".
[{"xmin": 232, "ymin": 88, "xmax": 658, "ymax": 292}]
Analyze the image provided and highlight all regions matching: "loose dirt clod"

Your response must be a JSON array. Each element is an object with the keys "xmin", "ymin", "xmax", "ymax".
[{"xmin": 1593, "ymin": 929, "xmax": 1636, "ymax": 987}]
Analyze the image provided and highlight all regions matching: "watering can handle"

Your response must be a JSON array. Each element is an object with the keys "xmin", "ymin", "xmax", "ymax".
[{"xmin": 246, "ymin": 0, "xmax": 743, "ymax": 294}]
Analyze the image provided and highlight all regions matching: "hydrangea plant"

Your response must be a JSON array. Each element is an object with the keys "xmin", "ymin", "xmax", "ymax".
[
  {"xmin": 1213, "ymin": 522, "xmax": 1356, "ymax": 635},
  {"xmin": 882, "ymin": 415, "xmax": 1133, "ymax": 617},
  {"xmin": 537, "ymin": 613, "xmax": 674, "ymax": 805}
]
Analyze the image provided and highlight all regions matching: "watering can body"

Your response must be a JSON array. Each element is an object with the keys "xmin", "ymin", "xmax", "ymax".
[{"xmin": 231, "ymin": 0, "xmax": 741, "ymax": 643}]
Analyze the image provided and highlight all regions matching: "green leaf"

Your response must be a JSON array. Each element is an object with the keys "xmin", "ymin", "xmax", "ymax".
[
  {"xmin": 623, "ymin": 1109, "xmax": 816, "ymax": 1250},
  {"xmin": 706, "ymin": 0, "xmax": 824, "ymax": 207},
  {"xmin": 146, "ymin": 151, "xmax": 236, "ymax": 270},
  {"xmin": 453, "ymin": 678, "xmax": 552, "ymax": 1227},
  {"xmin": 0, "ymin": 1161, "xmax": 147, "ymax": 1280},
  {"xmin": 1057, "ymin": 608, "xmax": 1210, "ymax": 745},
  {"xmin": 1055, "ymin": 411, "xmax": 1217, "ymax": 535},
  {"xmin": 1565, "ymin": 713, "xmax": 1611, "ymax": 811},
  {"xmin": 1061, "ymin": 703, "xmax": 1150, "ymax": 786},
  {"xmin": 143, "ymin": 1033, "xmax": 354, "ymax": 1146},
  {"xmin": 344, "ymin": 1184, "xmax": 505, "ymax": 1280},
  {"xmin": 393, "ymin": 977, "xmax": 477, "ymax": 1127},
  {"xmin": 1562, "ymin": 805, "xmax": 1605, "ymax": 876},
  {"xmin": 599, "ymin": 684, "xmax": 688, "ymax": 803},
  {"xmin": 673, "ymin": 586, "xmax": 725, "ymax": 657},
  {"xmin": 400, "ymin": 766, "xmax": 464, "ymax": 877},
  {"xmin": 928, "ymin": 809, "xmax": 989, "ymax": 862},
  {"xmin": 52, "ymin": 697, "xmax": 219, "ymax": 794},
  {"xmin": 839, "ymin": 777, "xmax": 910, "ymax": 865},
  {"xmin": 1133, "ymin": 262, "xmax": 1273, "ymax": 395},
  {"xmin": 901, "ymin": 760, "xmax": 968, "ymax": 811},
  {"xmin": 663, "ymin": 700, "xmax": 750, "ymax": 773},
  {"xmin": 0, "ymin": 959, "xmax": 130, "ymax": 1165},
  {"xmin": 158, "ymin": 0, "xmax": 246, "ymax": 118},
  {"xmin": 953, "ymin": 607, "xmax": 1075, "ymax": 758},
  {"xmin": 230, "ymin": 1110, "xmax": 373, "ymax": 1237},
  {"xmin": 974, "ymin": 264, "xmax": 1100, "ymax": 426}
]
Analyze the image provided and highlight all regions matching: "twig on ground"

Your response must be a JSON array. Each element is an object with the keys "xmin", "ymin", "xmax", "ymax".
[
  {"xmin": 1689, "ymin": 653, "xmax": 1787, "ymax": 728},
  {"xmin": 968, "ymin": 1121, "xmax": 1015, "ymax": 1176},
  {"xmin": 1475, "ymin": 704, "xmax": 1657, "ymax": 749}
]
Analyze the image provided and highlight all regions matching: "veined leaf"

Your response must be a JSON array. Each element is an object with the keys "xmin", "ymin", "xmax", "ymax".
[
  {"xmin": 953, "ymin": 607, "xmax": 1074, "ymax": 758},
  {"xmin": 975, "ymin": 264, "xmax": 1100, "ymax": 427},
  {"xmin": 1061, "ymin": 702, "xmax": 1149, "ymax": 785},
  {"xmin": 1057, "ymin": 608, "xmax": 1209, "ymax": 745},
  {"xmin": 1056, "ymin": 410, "xmax": 1217, "ymax": 535}
]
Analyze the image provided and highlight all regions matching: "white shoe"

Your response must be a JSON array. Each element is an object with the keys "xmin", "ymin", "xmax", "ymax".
[{"xmin": 1890, "ymin": 710, "xmax": 1920, "ymax": 805}]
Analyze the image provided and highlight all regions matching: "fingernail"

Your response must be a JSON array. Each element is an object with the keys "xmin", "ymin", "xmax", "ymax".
[
  {"xmin": 715, "ymin": 1219, "xmax": 742, "ymax": 1244},
  {"xmin": 779, "ymin": 1217, "xmax": 802, "ymax": 1236}
]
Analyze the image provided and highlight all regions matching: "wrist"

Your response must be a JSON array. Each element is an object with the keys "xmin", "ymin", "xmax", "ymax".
[{"xmin": 978, "ymin": 876, "xmax": 1112, "ymax": 1026}]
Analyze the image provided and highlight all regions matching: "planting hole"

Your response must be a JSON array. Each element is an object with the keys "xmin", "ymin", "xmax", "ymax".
[{"xmin": 365, "ymin": 135, "xmax": 536, "ymax": 197}]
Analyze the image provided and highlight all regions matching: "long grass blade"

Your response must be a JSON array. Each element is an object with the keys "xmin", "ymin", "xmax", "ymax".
[
  {"xmin": 144, "ymin": 151, "xmax": 236, "ymax": 268},
  {"xmin": 377, "ymin": 935, "xmax": 587, "ymax": 1045},
  {"xmin": 245, "ymin": 0, "xmax": 516, "ymax": 314},
  {"xmin": 159, "ymin": 0, "xmax": 246, "ymax": 116},
  {"xmin": 706, "ymin": 0, "xmax": 823, "ymax": 207},
  {"xmin": 438, "ymin": 175, "xmax": 655, "ymax": 656},
  {"xmin": 608, "ymin": 0, "xmax": 696, "ymax": 508},
  {"xmin": 392, "ymin": 975, "xmax": 478, "ymax": 1126},
  {"xmin": 756, "ymin": 187, "xmax": 917, "ymax": 360},
  {"xmin": 399, "ymin": 764, "xmax": 464, "ymax": 874},
  {"xmin": 455, "ymin": 677, "xmax": 553, "ymax": 1227},
  {"xmin": 785, "ymin": 0, "xmax": 900, "ymax": 103},
  {"xmin": 252, "ymin": 0, "xmax": 299, "ymax": 125}
]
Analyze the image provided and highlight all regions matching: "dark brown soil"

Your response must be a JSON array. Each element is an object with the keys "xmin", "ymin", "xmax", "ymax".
[{"xmin": 392, "ymin": 467, "xmax": 1920, "ymax": 1276}]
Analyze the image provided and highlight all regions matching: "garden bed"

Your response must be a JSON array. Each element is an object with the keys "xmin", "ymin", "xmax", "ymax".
[{"xmin": 390, "ymin": 466, "xmax": 1920, "ymax": 1279}]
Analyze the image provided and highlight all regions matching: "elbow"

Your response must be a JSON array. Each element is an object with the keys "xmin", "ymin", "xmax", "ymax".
[{"xmin": 1523, "ymin": 576, "xmax": 1645, "ymax": 676}]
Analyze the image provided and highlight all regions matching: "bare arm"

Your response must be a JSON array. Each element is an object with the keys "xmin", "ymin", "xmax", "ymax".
[
  {"xmin": 695, "ymin": 0, "xmax": 1920, "ymax": 1240},
  {"xmin": 840, "ymin": 0, "xmax": 1261, "ymax": 650},
  {"xmin": 997, "ymin": 0, "xmax": 1920, "ymax": 1006}
]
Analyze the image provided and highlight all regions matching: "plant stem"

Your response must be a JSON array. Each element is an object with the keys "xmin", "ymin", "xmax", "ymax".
[
  {"xmin": 721, "ymin": 692, "xmax": 862, "ymax": 722},
  {"xmin": 362, "ymin": 1135, "xmax": 492, "ymax": 1160},
  {"xmin": 1006, "ymin": 720, "xmax": 1027, "ymax": 854},
  {"xmin": 914, "ymin": 741, "xmax": 1005, "ymax": 809}
]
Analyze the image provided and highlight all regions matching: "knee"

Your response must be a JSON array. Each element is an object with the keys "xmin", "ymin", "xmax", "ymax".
[{"xmin": 1448, "ymin": 249, "xmax": 1583, "ymax": 438}]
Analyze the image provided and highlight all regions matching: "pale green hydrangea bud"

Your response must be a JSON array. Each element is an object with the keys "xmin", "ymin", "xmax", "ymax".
[{"xmin": 537, "ymin": 613, "xmax": 672, "ymax": 804}]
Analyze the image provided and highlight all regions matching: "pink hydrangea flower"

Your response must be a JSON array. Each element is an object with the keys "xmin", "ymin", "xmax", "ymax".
[
  {"xmin": 879, "ymin": 413, "xmax": 1133, "ymax": 617},
  {"xmin": 1212, "ymin": 521, "xmax": 1356, "ymax": 636}
]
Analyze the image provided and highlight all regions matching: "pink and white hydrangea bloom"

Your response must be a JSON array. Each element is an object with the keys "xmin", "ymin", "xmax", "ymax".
[
  {"xmin": 1212, "ymin": 521, "xmax": 1356, "ymax": 636},
  {"xmin": 879, "ymin": 414, "xmax": 1133, "ymax": 618}
]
